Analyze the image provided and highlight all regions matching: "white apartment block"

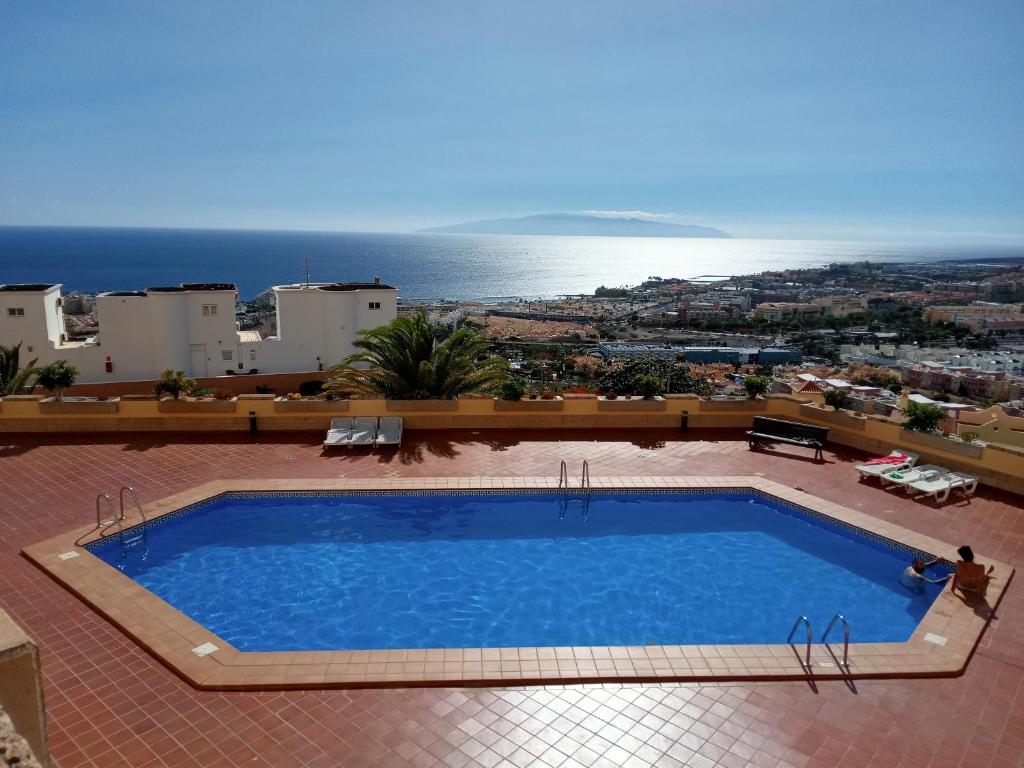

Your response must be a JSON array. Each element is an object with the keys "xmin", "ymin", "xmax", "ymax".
[{"xmin": 0, "ymin": 280, "xmax": 397, "ymax": 383}]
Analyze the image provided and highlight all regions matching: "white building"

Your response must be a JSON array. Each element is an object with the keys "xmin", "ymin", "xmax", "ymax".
[{"xmin": 0, "ymin": 280, "xmax": 397, "ymax": 383}]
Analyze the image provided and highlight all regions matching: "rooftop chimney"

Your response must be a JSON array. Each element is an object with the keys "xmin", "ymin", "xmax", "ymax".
[{"xmin": 374, "ymin": 276, "xmax": 381, "ymax": 285}]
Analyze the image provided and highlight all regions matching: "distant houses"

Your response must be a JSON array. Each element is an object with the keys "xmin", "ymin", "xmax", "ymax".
[{"xmin": 0, "ymin": 280, "xmax": 397, "ymax": 383}]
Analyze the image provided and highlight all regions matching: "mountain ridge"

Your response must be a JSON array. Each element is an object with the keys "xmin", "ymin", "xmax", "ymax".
[{"xmin": 418, "ymin": 213, "xmax": 731, "ymax": 239}]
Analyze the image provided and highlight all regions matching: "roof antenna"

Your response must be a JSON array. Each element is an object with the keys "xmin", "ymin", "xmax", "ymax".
[{"xmin": 304, "ymin": 256, "xmax": 311, "ymax": 288}]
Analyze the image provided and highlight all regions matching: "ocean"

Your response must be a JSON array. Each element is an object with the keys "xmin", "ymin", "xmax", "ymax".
[{"xmin": 0, "ymin": 226, "xmax": 1020, "ymax": 301}]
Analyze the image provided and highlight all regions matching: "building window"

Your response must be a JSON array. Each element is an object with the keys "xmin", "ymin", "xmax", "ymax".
[
  {"xmin": 249, "ymin": 349, "xmax": 257, "ymax": 361},
  {"xmin": 221, "ymin": 350, "xmax": 233, "ymax": 361},
  {"xmin": 368, "ymin": 301, "xmax": 381, "ymax": 310},
  {"xmin": 6, "ymin": 307, "xmax": 25, "ymax": 317},
  {"xmin": 202, "ymin": 304, "xmax": 218, "ymax": 316}
]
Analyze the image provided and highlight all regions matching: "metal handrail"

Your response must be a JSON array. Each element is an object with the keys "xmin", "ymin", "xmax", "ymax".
[
  {"xmin": 119, "ymin": 486, "xmax": 148, "ymax": 526},
  {"xmin": 821, "ymin": 613, "xmax": 850, "ymax": 670},
  {"xmin": 787, "ymin": 615, "xmax": 813, "ymax": 670},
  {"xmin": 558, "ymin": 460, "xmax": 568, "ymax": 489},
  {"xmin": 95, "ymin": 493, "xmax": 118, "ymax": 528},
  {"xmin": 581, "ymin": 460, "xmax": 590, "ymax": 490}
]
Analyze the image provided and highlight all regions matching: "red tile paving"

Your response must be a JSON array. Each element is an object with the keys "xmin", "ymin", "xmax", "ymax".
[{"xmin": 1, "ymin": 428, "xmax": 1022, "ymax": 768}]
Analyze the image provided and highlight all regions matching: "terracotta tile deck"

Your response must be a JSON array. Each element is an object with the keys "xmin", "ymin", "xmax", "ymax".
[{"xmin": 2, "ymin": 428, "xmax": 1023, "ymax": 767}]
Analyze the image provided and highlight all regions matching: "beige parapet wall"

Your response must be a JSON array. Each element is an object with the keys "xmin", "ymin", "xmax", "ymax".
[
  {"xmin": 2, "ymin": 393, "xmax": 1023, "ymax": 495},
  {"xmin": 0, "ymin": 608, "xmax": 48, "ymax": 767}
]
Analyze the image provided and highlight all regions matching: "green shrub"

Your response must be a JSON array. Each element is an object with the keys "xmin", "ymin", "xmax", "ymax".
[
  {"xmin": 902, "ymin": 401, "xmax": 945, "ymax": 433},
  {"xmin": 632, "ymin": 373, "xmax": 664, "ymax": 399},
  {"xmin": 823, "ymin": 389, "xmax": 848, "ymax": 409},
  {"xmin": 154, "ymin": 369, "xmax": 196, "ymax": 400},
  {"xmin": 742, "ymin": 375, "xmax": 771, "ymax": 399},
  {"xmin": 37, "ymin": 360, "xmax": 80, "ymax": 401},
  {"xmin": 499, "ymin": 377, "xmax": 528, "ymax": 401}
]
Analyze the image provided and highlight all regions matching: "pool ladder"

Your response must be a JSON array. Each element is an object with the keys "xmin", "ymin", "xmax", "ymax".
[
  {"xmin": 558, "ymin": 460, "xmax": 591, "ymax": 520},
  {"xmin": 558, "ymin": 459, "xmax": 590, "ymax": 491},
  {"xmin": 786, "ymin": 613, "xmax": 851, "ymax": 672},
  {"xmin": 89, "ymin": 487, "xmax": 150, "ymax": 566}
]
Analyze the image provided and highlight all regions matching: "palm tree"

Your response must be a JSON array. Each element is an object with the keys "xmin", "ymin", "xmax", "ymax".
[
  {"xmin": 0, "ymin": 343, "xmax": 39, "ymax": 396},
  {"xmin": 328, "ymin": 311, "xmax": 506, "ymax": 399}
]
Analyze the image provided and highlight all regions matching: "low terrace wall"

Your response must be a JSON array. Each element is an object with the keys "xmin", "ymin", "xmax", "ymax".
[
  {"xmin": 1, "ymin": 393, "xmax": 1022, "ymax": 496},
  {"xmin": 0, "ymin": 608, "xmax": 47, "ymax": 767}
]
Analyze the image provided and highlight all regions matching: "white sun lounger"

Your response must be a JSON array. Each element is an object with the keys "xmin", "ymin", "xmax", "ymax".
[
  {"xmin": 347, "ymin": 417, "xmax": 379, "ymax": 447},
  {"xmin": 323, "ymin": 417, "xmax": 354, "ymax": 448},
  {"xmin": 879, "ymin": 464, "xmax": 948, "ymax": 489},
  {"xmin": 855, "ymin": 450, "xmax": 920, "ymax": 480},
  {"xmin": 905, "ymin": 471, "xmax": 978, "ymax": 503},
  {"xmin": 374, "ymin": 416, "xmax": 403, "ymax": 448}
]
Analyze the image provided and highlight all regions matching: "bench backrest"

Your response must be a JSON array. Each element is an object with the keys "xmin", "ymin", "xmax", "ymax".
[{"xmin": 751, "ymin": 416, "xmax": 829, "ymax": 442}]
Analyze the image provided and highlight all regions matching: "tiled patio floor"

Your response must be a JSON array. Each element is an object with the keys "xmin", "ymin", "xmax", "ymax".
[{"xmin": 1, "ymin": 428, "xmax": 1022, "ymax": 768}]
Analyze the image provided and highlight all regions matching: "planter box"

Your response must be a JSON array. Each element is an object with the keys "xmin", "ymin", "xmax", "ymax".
[
  {"xmin": 386, "ymin": 399, "xmax": 458, "ymax": 411},
  {"xmin": 597, "ymin": 396, "xmax": 667, "ymax": 412},
  {"xmin": 700, "ymin": 397, "xmax": 767, "ymax": 411},
  {"xmin": 800, "ymin": 403, "xmax": 868, "ymax": 430},
  {"xmin": 494, "ymin": 397, "xmax": 564, "ymax": 411},
  {"xmin": 273, "ymin": 397, "xmax": 350, "ymax": 413},
  {"xmin": 158, "ymin": 398, "xmax": 237, "ymax": 413},
  {"xmin": 899, "ymin": 429, "xmax": 984, "ymax": 459},
  {"xmin": 39, "ymin": 397, "xmax": 120, "ymax": 414}
]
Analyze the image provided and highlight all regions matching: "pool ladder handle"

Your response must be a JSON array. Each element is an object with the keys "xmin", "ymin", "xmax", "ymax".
[
  {"xmin": 95, "ymin": 492, "xmax": 121, "ymax": 529},
  {"xmin": 119, "ymin": 485, "xmax": 149, "ymax": 527},
  {"xmin": 557, "ymin": 459, "xmax": 591, "ymax": 492},
  {"xmin": 786, "ymin": 615, "xmax": 813, "ymax": 671},
  {"xmin": 821, "ymin": 613, "xmax": 851, "ymax": 671}
]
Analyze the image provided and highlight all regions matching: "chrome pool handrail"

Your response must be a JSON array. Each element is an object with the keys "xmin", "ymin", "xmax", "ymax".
[
  {"xmin": 95, "ymin": 492, "xmax": 118, "ymax": 528},
  {"xmin": 821, "ymin": 613, "xmax": 850, "ymax": 670},
  {"xmin": 787, "ymin": 615, "xmax": 813, "ymax": 670},
  {"xmin": 119, "ymin": 485, "xmax": 148, "ymax": 526},
  {"xmin": 580, "ymin": 459, "xmax": 590, "ymax": 491},
  {"xmin": 558, "ymin": 460, "xmax": 568, "ymax": 489}
]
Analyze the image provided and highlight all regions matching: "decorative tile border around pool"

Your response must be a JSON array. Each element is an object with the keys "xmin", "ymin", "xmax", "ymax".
[{"xmin": 24, "ymin": 476, "xmax": 1014, "ymax": 690}]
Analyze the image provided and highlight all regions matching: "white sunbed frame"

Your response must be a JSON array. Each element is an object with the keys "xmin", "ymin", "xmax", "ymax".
[
  {"xmin": 855, "ymin": 450, "xmax": 920, "ymax": 480},
  {"xmin": 348, "ymin": 417, "xmax": 379, "ymax": 448},
  {"xmin": 373, "ymin": 416, "xmax": 403, "ymax": 448},
  {"xmin": 905, "ymin": 471, "xmax": 979, "ymax": 503},
  {"xmin": 323, "ymin": 417, "xmax": 354, "ymax": 448},
  {"xmin": 879, "ymin": 464, "xmax": 948, "ymax": 489}
]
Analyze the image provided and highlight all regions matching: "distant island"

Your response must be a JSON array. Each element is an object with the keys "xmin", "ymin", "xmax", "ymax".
[{"xmin": 418, "ymin": 212, "xmax": 731, "ymax": 239}]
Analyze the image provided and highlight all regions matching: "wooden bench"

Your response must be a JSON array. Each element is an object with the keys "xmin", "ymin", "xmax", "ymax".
[{"xmin": 746, "ymin": 416, "xmax": 829, "ymax": 462}]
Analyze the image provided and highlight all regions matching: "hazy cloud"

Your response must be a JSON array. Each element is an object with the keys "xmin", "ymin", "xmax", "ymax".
[{"xmin": 582, "ymin": 210, "xmax": 676, "ymax": 221}]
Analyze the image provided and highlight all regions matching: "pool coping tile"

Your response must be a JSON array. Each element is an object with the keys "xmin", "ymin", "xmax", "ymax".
[{"xmin": 22, "ymin": 475, "xmax": 1013, "ymax": 690}]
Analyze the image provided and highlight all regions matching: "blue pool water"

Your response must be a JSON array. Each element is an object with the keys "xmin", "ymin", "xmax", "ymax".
[{"xmin": 87, "ymin": 492, "xmax": 945, "ymax": 651}]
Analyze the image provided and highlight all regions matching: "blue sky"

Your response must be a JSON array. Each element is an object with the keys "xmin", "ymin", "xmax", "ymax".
[{"xmin": 2, "ymin": 1, "xmax": 1022, "ymax": 241}]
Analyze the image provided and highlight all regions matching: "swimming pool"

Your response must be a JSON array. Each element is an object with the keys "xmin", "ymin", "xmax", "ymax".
[{"xmin": 87, "ymin": 490, "xmax": 945, "ymax": 652}]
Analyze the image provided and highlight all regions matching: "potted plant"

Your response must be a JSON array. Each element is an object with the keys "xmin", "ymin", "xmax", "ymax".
[
  {"xmin": 499, "ymin": 377, "xmax": 528, "ymax": 401},
  {"xmin": 823, "ymin": 389, "xmax": 849, "ymax": 410},
  {"xmin": 154, "ymin": 369, "xmax": 196, "ymax": 400},
  {"xmin": 742, "ymin": 375, "xmax": 771, "ymax": 400},
  {"xmin": 36, "ymin": 360, "xmax": 80, "ymax": 402}
]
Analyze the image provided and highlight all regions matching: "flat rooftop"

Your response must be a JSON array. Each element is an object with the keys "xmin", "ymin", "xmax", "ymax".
[{"xmin": 3, "ymin": 429, "xmax": 1022, "ymax": 767}]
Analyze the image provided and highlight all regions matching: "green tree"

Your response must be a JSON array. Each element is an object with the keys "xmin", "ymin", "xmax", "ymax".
[
  {"xmin": 328, "ymin": 311, "xmax": 506, "ymax": 399},
  {"xmin": 499, "ymin": 376, "xmax": 528, "ymax": 401},
  {"xmin": 0, "ymin": 342, "xmax": 39, "ymax": 396},
  {"xmin": 633, "ymin": 374, "xmax": 665, "ymax": 399},
  {"xmin": 742, "ymin": 375, "xmax": 772, "ymax": 399},
  {"xmin": 823, "ymin": 389, "xmax": 849, "ymax": 409},
  {"xmin": 36, "ymin": 360, "xmax": 80, "ymax": 401},
  {"xmin": 902, "ymin": 401, "xmax": 945, "ymax": 433},
  {"xmin": 154, "ymin": 369, "xmax": 197, "ymax": 400}
]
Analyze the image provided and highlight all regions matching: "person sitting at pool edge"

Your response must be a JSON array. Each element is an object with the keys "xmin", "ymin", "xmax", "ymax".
[
  {"xmin": 951, "ymin": 545, "xmax": 994, "ymax": 599},
  {"xmin": 899, "ymin": 557, "xmax": 950, "ymax": 590}
]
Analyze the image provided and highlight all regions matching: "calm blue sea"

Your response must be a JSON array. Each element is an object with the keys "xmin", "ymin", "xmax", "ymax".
[
  {"xmin": 0, "ymin": 225, "xmax": 1020, "ymax": 301},
  {"xmin": 88, "ymin": 491, "xmax": 942, "ymax": 651}
]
